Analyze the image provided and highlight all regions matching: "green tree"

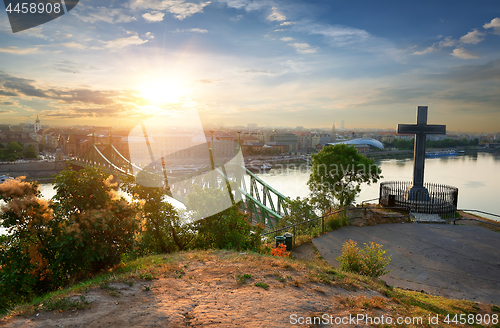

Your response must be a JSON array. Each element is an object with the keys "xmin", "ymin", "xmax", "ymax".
[
  {"xmin": 122, "ymin": 178, "xmax": 194, "ymax": 254},
  {"xmin": 7, "ymin": 141, "xmax": 23, "ymax": 153},
  {"xmin": 186, "ymin": 186, "xmax": 263, "ymax": 251},
  {"xmin": 23, "ymin": 145, "xmax": 37, "ymax": 159},
  {"xmin": 277, "ymin": 197, "xmax": 315, "ymax": 228},
  {"xmin": 52, "ymin": 167, "xmax": 138, "ymax": 275},
  {"xmin": 0, "ymin": 177, "xmax": 57, "ymax": 311},
  {"xmin": 308, "ymin": 144, "xmax": 381, "ymax": 210}
]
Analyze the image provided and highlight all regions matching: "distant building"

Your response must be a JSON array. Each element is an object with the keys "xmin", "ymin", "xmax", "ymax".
[
  {"xmin": 269, "ymin": 133, "xmax": 298, "ymax": 152},
  {"xmin": 330, "ymin": 122, "xmax": 336, "ymax": 143},
  {"xmin": 293, "ymin": 131, "xmax": 312, "ymax": 150}
]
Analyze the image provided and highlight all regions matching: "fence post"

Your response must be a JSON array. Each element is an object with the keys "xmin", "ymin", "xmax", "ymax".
[
  {"xmin": 322, "ymin": 216, "xmax": 324, "ymax": 233},
  {"xmin": 293, "ymin": 225, "xmax": 295, "ymax": 247}
]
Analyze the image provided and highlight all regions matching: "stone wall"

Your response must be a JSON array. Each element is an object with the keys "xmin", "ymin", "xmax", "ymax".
[
  {"xmin": 0, "ymin": 161, "xmax": 66, "ymax": 177},
  {"xmin": 347, "ymin": 206, "xmax": 409, "ymax": 227}
]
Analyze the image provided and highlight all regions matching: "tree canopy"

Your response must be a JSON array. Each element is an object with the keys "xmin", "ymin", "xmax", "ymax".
[{"xmin": 308, "ymin": 144, "xmax": 382, "ymax": 210}]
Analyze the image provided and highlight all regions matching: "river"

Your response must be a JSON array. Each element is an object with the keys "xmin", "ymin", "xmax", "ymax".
[
  {"xmin": 253, "ymin": 151, "xmax": 500, "ymax": 221},
  {"xmin": 1, "ymin": 151, "xmax": 499, "ymax": 235}
]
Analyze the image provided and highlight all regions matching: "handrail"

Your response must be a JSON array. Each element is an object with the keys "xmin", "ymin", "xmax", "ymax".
[
  {"xmin": 457, "ymin": 209, "xmax": 500, "ymax": 219},
  {"xmin": 361, "ymin": 198, "xmax": 379, "ymax": 206},
  {"xmin": 261, "ymin": 205, "xmax": 417, "ymax": 237},
  {"xmin": 261, "ymin": 209, "xmax": 345, "ymax": 236}
]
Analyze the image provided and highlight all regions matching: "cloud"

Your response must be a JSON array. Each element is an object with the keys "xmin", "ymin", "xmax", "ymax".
[
  {"xmin": 438, "ymin": 59, "xmax": 500, "ymax": 82},
  {"xmin": 230, "ymin": 14, "xmax": 243, "ymax": 21},
  {"xmin": 413, "ymin": 36, "xmax": 456, "ymax": 55},
  {"xmin": 77, "ymin": 6, "xmax": 137, "ymax": 24},
  {"xmin": 129, "ymin": 0, "xmax": 211, "ymax": 20},
  {"xmin": 60, "ymin": 42, "xmax": 86, "ymax": 49},
  {"xmin": 0, "ymin": 72, "xmax": 50, "ymax": 98},
  {"xmin": 217, "ymin": 0, "xmax": 267, "ymax": 11},
  {"xmin": 280, "ymin": 21, "xmax": 294, "ymax": 26},
  {"xmin": 0, "ymin": 71, "xmax": 149, "ymax": 119},
  {"xmin": 288, "ymin": 42, "xmax": 317, "ymax": 54},
  {"xmin": 0, "ymin": 46, "xmax": 39, "ymax": 54},
  {"xmin": 0, "ymin": 90, "xmax": 19, "ymax": 96},
  {"xmin": 280, "ymin": 37, "xmax": 294, "ymax": 41},
  {"xmin": 17, "ymin": 26, "xmax": 48, "ymax": 39},
  {"xmin": 104, "ymin": 35, "xmax": 148, "ymax": 49},
  {"xmin": 174, "ymin": 28, "xmax": 208, "ymax": 33},
  {"xmin": 144, "ymin": 32, "xmax": 155, "ymax": 39},
  {"xmin": 195, "ymin": 79, "xmax": 219, "ymax": 84},
  {"xmin": 267, "ymin": 7, "xmax": 286, "ymax": 22},
  {"xmin": 451, "ymin": 48, "xmax": 479, "ymax": 59},
  {"xmin": 484, "ymin": 17, "xmax": 500, "ymax": 35},
  {"xmin": 143, "ymin": 11, "xmax": 165, "ymax": 22},
  {"xmin": 460, "ymin": 29, "xmax": 485, "ymax": 44},
  {"xmin": 244, "ymin": 69, "xmax": 275, "ymax": 75}
]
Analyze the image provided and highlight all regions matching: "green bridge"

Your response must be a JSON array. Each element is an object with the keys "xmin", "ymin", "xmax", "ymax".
[{"xmin": 68, "ymin": 139, "xmax": 289, "ymax": 229}]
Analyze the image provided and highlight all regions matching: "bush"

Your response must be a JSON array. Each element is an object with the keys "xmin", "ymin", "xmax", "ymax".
[
  {"xmin": 0, "ymin": 168, "xmax": 138, "ymax": 313},
  {"xmin": 327, "ymin": 214, "xmax": 349, "ymax": 231},
  {"xmin": 52, "ymin": 167, "xmax": 138, "ymax": 276},
  {"xmin": 192, "ymin": 204, "xmax": 263, "ymax": 251},
  {"xmin": 336, "ymin": 240, "xmax": 391, "ymax": 277},
  {"xmin": 186, "ymin": 186, "xmax": 263, "ymax": 252}
]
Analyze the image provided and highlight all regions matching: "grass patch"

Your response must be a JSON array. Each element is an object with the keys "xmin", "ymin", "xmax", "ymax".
[
  {"xmin": 236, "ymin": 274, "xmax": 253, "ymax": 284},
  {"xmin": 254, "ymin": 282, "xmax": 269, "ymax": 290},
  {"xmin": 38, "ymin": 295, "xmax": 91, "ymax": 312}
]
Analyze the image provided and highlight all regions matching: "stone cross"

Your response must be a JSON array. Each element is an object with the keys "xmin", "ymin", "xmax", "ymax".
[{"xmin": 397, "ymin": 106, "xmax": 446, "ymax": 197}]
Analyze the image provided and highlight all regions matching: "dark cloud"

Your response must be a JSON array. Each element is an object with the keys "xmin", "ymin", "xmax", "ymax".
[
  {"xmin": 49, "ymin": 89, "xmax": 118, "ymax": 105},
  {"xmin": 0, "ymin": 90, "xmax": 18, "ymax": 96},
  {"xmin": 0, "ymin": 72, "xmax": 49, "ymax": 98},
  {"xmin": 0, "ymin": 101, "xmax": 14, "ymax": 105},
  {"xmin": 355, "ymin": 88, "xmax": 432, "ymax": 107},
  {"xmin": 435, "ymin": 59, "xmax": 500, "ymax": 83},
  {"xmin": 435, "ymin": 91, "xmax": 500, "ymax": 113},
  {"xmin": 0, "ymin": 71, "xmax": 149, "ymax": 118}
]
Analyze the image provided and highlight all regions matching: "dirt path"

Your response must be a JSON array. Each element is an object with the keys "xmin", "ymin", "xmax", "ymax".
[{"xmin": 1, "ymin": 253, "xmax": 386, "ymax": 328}]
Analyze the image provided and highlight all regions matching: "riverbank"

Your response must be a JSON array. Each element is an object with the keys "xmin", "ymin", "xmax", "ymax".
[{"xmin": 0, "ymin": 160, "xmax": 66, "ymax": 179}]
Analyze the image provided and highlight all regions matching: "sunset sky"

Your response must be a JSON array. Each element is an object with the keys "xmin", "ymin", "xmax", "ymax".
[{"xmin": 0, "ymin": 0, "xmax": 499, "ymax": 132}]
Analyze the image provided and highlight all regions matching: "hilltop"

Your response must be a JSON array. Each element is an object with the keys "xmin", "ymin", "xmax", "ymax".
[{"xmin": 1, "ymin": 249, "xmax": 498, "ymax": 328}]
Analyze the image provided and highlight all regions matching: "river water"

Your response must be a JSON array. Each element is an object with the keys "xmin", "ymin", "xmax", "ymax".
[
  {"xmin": 2, "ymin": 152, "xmax": 499, "ymax": 235},
  {"xmin": 253, "ymin": 151, "xmax": 500, "ymax": 221}
]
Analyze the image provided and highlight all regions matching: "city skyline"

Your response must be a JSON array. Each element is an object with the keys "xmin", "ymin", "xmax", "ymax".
[{"xmin": 0, "ymin": 0, "xmax": 499, "ymax": 132}]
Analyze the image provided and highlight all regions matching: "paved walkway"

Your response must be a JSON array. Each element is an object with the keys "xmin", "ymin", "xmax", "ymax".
[{"xmin": 313, "ymin": 223, "xmax": 500, "ymax": 305}]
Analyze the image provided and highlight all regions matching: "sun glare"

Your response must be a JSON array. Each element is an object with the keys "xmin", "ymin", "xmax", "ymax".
[{"xmin": 138, "ymin": 78, "xmax": 189, "ymax": 105}]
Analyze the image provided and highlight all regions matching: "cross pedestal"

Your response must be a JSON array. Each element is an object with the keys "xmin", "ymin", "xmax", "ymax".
[{"xmin": 397, "ymin": 106, "xmax": 446, "ymax": 201}]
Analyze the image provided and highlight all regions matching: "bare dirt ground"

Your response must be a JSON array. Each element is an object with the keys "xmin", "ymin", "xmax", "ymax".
[{"xmin": 1, "ymin": 251, "xmax": 389, "ymax": 328}]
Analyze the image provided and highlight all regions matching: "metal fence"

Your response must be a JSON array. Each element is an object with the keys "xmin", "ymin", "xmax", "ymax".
[{"xmin": 379, "ymin": 181, "xmax": 458, "ymax": 218}]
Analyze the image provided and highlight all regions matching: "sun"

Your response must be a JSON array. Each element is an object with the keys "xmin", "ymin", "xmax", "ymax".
[{"xmin": 138, "ymin": 77, "xmax": 189, "ymax": 105}]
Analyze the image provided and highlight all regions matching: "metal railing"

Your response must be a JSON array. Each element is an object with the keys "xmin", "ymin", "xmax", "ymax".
[
  {"xmin": 379, "ymin": 181, "xmax": 458, "ymax": 218},
  {"xmin": 261, "ymin": 207, "xmax": 367, "ymax": 247}
]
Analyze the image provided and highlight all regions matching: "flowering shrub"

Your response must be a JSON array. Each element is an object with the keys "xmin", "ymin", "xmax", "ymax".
[
  {"xmin": 336, "ymin": 240, "xmax": 391, "ymax": 277},
  {"xmin": 271, "ymin": 243, "xmax": 290, "ymax": 257}
]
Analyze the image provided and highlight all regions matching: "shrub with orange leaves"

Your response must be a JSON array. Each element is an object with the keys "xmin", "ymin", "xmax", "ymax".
[
  {"xmin": 0, "ymin": 168, "xmax": 138, "ymax": 313},
  {"xmin": 271, "ymin": 243, "xmax": 290, "ymax": 257}
]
